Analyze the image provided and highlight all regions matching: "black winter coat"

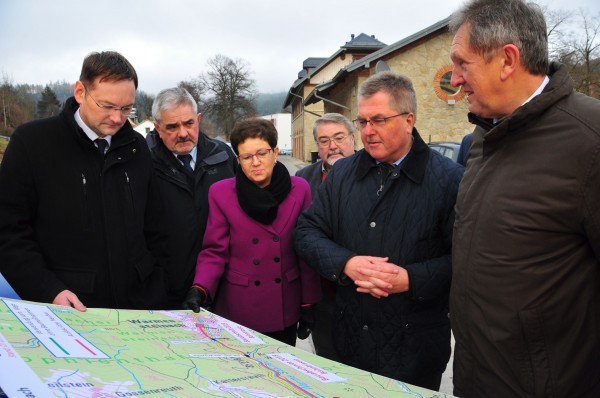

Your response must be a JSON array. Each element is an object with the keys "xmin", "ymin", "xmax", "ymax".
[
  {"xmin": 150, "ymin": 132, "xmax": 236, "ymax": 306},
  {"xmin": 295, "ymin": 129, "xmax": 463, "ymax": 383},
  {"xmin": 0, "ymin": 98, "xmax": 170, "ymax": 309}
]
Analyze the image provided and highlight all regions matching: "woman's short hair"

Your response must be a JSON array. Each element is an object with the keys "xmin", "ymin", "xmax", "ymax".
[{"xmin": 230, "ymin": 118, "xmax": 278, "ymax": 155}]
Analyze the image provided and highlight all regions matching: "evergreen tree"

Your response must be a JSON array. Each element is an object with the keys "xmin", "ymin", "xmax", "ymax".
[{"xmin": 37, "ymin": 85, "xmax": 61, "ymax": 118}]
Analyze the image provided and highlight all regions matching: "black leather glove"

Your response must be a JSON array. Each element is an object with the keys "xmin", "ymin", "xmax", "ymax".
[
  {"xmin": 297, "ymin": 305, "xmax": 316, "ymax": 340},
  {"xmin": 182, "ymin": 284, "xmax": 211, "ymax": 313}
]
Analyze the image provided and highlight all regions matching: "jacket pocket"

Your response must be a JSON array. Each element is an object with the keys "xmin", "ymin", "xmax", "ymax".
[
  {"xmin": 225, "ymin": 270, "xmax": 249, "ymax": 286},
  {"xmin": 54, "ymin": 267, "xmax": 96, "ymax": 294},
  {"xmin": 518, "ymin": 307, "xmax": 554, "ymax": 397}
]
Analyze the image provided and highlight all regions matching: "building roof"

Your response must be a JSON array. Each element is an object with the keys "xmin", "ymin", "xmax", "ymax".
[
  {"xmin": 284, "ymin": 33, "xmax": 386, "ymax": 108},
  {"xmin": 304, "ymin": 17, "xmax": 451, "ymax": 106},
  {"xmin": 341, "ymin": 33, "xmax": 387, "ymax": 51}
]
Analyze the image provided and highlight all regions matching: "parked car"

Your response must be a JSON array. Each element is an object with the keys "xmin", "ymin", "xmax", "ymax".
[
  {"xmin": 279, "ymin": 148, "xmax": 292, "ymax": 156},
  {"xmin": 428, "ymin": 142, "xmax": 461, "ymax": 162}
]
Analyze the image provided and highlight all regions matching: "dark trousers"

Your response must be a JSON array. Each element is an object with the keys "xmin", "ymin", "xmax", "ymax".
[
  {"xmin": 311, "ymin": 294, "xmax": 340, "ymax": 362},
  {"xmin": 408, "ymin": 371, "xmax": 443, "ymax": 392},
  {"xmin": 263, "ymin": 323, "xmax": 297, "ymax": 346}
]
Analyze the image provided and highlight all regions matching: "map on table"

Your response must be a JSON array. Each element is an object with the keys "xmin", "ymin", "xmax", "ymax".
[{"xmin": 0, "ymin": 298, "xmax": 453, "ymax": 397}]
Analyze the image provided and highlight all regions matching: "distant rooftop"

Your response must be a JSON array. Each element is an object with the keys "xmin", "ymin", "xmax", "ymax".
[{"xmin": 341, "ymin": 33, "xmax": 387, "ymax": 51}]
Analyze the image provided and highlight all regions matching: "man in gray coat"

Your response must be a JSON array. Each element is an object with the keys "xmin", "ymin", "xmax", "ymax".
[{"xmin": 449, "ymin": 1, "xmax": 600, "ymax": 396}]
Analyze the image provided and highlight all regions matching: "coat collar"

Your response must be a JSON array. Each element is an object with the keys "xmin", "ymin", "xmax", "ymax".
[
  {"xmin": 355, "ymin": 127, "xmax": 429, "ymax": 185},
  {"xmin": 468, "ymin": 62, "xmax": 573, "ymax": 138},
  {"xmin": 62, "ymin": 96, "xmax": 137, "ymax": 148}
]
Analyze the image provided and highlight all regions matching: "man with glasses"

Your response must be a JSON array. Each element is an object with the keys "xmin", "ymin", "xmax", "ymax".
[
  {"xmin": 0, "ymin": 51, "xmax": 170, "ymax": 310},
  {"xmin": 295, "ymin": 71, "xmax": 463, "ymax": 391},
  {"xmin": 295, "ymin": 113, "xmax": 355, "ymax": 361},
  {"xmin": 149, "ymin": 87, "xmax": 236, "ymax": 308}
]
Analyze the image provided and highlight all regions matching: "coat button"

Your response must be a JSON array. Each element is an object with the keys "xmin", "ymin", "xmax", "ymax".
[
  {"xmin": 369, "ymin": 222, "xmax": 376, "ymax": 228},
  {"xmin": 253, "ymin": 259, "xmax": 260, "ymax": 265},
  {"xmin": 272, "ymin": 236, "xmax": 279, "ymax": 242},
  {"xmin": 274, "ymin": 257, "xmax": 280, "ymax": 263},
  {"xmin": 254, "ymin": 280, "xmax": 261, "ymax": 286},
  {"xmin": 252, "ymin": 238, "xmax": 259, "ymax": 244},
  {"xmin": 331, "ymin": 274, "xmax": 337, "ymax": 280},
  {"xmin": 362, "ymin": 325, "xmax": 369, "ymax": 331},
  {"xmin": 405, "ymin": 323, "xmax": 410, "ymax": 329},
  {"xmin": 274, "ymin": 278, "xmax": 281, "ymax": 284}
]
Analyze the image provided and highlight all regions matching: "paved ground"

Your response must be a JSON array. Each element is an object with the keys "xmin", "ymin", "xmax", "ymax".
[{"xmin": 280, "ymin": 154, "xmax": 455, "ymax": 395}]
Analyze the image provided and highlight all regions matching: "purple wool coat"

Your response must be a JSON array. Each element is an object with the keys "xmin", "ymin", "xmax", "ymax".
[{"xmin": 193, "ymin": 176, "xmax": 321, "ymax": 333}]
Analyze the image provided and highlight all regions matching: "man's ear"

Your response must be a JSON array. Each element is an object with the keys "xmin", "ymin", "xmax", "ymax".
[
  {"xmin": 74, "ymin": 81, "xmax": 85, "ymax": 105},
  {"xmin": 500, "ymin": 44, "xmax": 520, "ymax": 81}
]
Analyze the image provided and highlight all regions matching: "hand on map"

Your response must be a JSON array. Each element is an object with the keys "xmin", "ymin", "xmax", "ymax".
[
  {"xmin": 297, "ymin": 305, "xmax": 315, "ymax": 340},
  {"xmin": 344, "ymin": 256, "xmax": 408, "ymax": 299},
  {"xmin": 182, "ymin": 284, "xmax": 212, "ymax": 313},
  {"xmin": 52, "ymin": 290, "xmax": 87, "ymax": 312}
]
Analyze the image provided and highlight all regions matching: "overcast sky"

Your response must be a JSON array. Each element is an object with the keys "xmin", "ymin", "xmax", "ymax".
[{"xmin": 1, "ymin": 0, "xmax": 598, "ymax": 95}]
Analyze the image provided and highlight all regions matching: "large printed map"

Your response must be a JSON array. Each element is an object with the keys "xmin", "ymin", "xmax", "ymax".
[{"xmin": 0, "ymin": 298, "xmax": 452, "ymax": 397}]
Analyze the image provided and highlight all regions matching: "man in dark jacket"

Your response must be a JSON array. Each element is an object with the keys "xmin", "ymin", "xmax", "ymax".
[
  {"xmin": 294, "ymin": 72, "xmax": 463, "ymax": 391},
  {"xmin": 150, "ymin": 87, "xmax": 236, "ymax": 308},
  {"xmin": 449, "ymin": 1, "xmax": 600, "ymax": 397},
  {"xmin": 295, "ymin": 113, "xmax": 355, "ymax": 362},
  {"xmin": 0, "ymin": 51, "xmax": 169, "ymax": 310}
]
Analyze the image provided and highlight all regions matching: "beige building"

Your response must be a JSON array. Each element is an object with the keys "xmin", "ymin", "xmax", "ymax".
[
  {"xmin": 286, "ymin": 17, "xmax": 473, "ymax": 162},
  {"xmin": 284, "ymin": 34, "xmax": 387, "ymax": 161}
]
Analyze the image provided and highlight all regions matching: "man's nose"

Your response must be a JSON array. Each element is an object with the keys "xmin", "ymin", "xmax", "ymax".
[{"xmin": 450, "ymin": 68, "xmax": 464, "ymax": 87}]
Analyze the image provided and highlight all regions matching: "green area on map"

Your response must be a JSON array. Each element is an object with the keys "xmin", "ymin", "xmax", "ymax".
[{"xmin": 0, "ymin": 299, "xmax": 452, "ymax": 397}]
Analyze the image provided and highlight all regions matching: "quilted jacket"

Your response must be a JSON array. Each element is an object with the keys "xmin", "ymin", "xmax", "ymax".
[{"xmin": 294, "ymin": 128, "xmax": 463, "ymax": 383}]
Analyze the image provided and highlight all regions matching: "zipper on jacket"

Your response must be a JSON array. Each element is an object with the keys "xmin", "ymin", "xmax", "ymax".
[
  {"xmin": 81, "ymin": 173, "xmax": 91, "ymax": 231},
  {"xmin": 124, "ymin": 171, "xmax": 136, "ymax": 213}
]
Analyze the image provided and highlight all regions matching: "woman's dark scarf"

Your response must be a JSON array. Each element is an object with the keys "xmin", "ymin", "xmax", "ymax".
[{"xmin": 236, "ymin": 161, "xmax": 291, "ymax": 225}]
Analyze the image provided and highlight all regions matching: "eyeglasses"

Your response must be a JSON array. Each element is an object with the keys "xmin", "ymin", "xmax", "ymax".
[
  {"xmin": 353, "ymin": 112, "xmax": 409, "ymax": 130},
  {"xmin": 84, "ymin": 87, "xmax": 134, "ymax": 117},
  {"xmin": 237, "ymin": 148, "xmax": 274, "ymax": 163},
  {"xmin": 317, "ymin": 134, "xmax": 351, "ymax": 147}
]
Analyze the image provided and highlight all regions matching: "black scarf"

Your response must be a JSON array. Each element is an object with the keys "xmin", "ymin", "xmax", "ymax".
[{"xmin": 236, "ymin": 161, "xmax": 291, "ymax": 225}]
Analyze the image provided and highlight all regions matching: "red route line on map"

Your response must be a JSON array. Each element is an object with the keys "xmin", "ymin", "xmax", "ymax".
[
  {"xmin": 193, "ymin": 317, "xmax": 318, "ymax": 398},
  {"xmin": 75, "ymin": 339, "xmax": 97, "ymax": 356}
]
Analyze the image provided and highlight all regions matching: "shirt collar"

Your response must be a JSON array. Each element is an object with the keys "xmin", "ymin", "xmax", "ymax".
[
  {"xmin": 74, "ymin": 108, "xmax": 112, "ymax": 146},
  {"xmin": 173, "ymin": 146, "xmax": 198, "ymax": 166}
]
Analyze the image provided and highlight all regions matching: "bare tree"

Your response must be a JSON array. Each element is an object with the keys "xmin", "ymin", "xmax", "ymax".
[
  {"xmin": 556, "ymin": 10, "xmax": 600, "ymax": 98},
  {"xmin": 135, "ymin": 90, "xmax": 155, "ymax": 121},
  {"xmin": 199, "ymin": 55, "xmax": 257, "ymax": 140},
  {"xmin": 543, "ymin": 6, "xmax": 573, "ymax": 60},
  {"xmin": 177, "ymin": 80, "xmax": 203, "ymax": 106}
]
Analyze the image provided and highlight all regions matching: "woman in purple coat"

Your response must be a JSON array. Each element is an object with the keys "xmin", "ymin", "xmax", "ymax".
[{"xmin": 183, "ymin": 118, "xmax": 321, "ymax": 346}]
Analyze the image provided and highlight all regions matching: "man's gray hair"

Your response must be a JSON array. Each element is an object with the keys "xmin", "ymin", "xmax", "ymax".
[
  {"xmin": 312, "ymin": 113, "xmax": 356, "ymax": 141},
  {"xmin": 152, "ymin": 87, "xmax": 197, "ymax": 123},
  {"xmin": 358, "ymin": 71, "xmax": 417, "ymax": 124},
  {"xmin": 449, "ymin": 0, "xmax": 548, "ymax": 75}
]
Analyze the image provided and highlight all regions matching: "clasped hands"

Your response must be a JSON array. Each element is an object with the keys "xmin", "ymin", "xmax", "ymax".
[{"xmin": 343, "ymin": 256, "xmax": 408, "ymax": 299}]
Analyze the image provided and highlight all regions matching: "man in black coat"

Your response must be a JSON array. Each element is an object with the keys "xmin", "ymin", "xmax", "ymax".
[
  {"xmin": 295, "ymin": 113, "xmax": 355, "ymax": 362},
  {"xmin": 150, "ymin": 87, "xmax": 237, "ymax": 308},
  {"xmin": 0, "ymin": 51, "xmax": 170, "ymax": 310},
  {"xmin": 294, "ymin": 72, "xmax": 463, "ymax": 391}
]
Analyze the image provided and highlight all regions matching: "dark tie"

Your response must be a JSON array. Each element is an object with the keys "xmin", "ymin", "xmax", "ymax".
[
  {"xmin": 177, "ymin": 154, "xmax": 194, "ymax": 175},
  {"xmin": 95, "ymin": 138, "xmax": 108, "ymax": 156}
]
